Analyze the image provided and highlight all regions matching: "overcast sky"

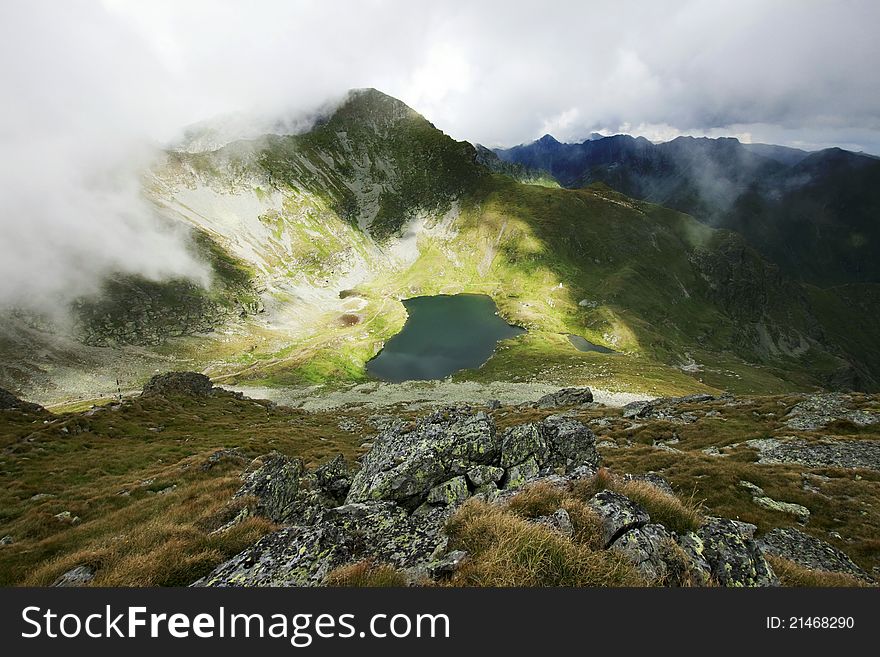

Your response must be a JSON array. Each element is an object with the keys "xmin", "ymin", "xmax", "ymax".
[{"xmin": 1, "ymin": 0, "xmax": 878, "ymax": 307}]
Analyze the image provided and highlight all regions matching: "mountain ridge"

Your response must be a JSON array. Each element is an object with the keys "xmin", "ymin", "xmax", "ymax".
[{"xmin": 1, "ymin": 88, "xmax": 879, "ymax": 406}]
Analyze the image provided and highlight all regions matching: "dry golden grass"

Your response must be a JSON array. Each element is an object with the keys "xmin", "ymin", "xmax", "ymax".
[
  {"xmin": 445, "ymin": 499, "xmax": 645, "ymax": 587},
  {"xmin": 766, "ymin": 555, "xmax": 871, "ymax": 588},
  {"xmin": 565, "ymin": 469, "xmax": 704, "ymax": 534},
  {"xmin": 0, "ymin": 391, "xmax": 369, "ymax": 586},
  {"xmin": 21, "ymin": 470, "xmax": 277, "ymax": 586},
  {"xmin": 324, "ymin": 560, "xmax": 408, "ymax": 587},
  {"xmin": 613, "ymin": 480, "xmax": 704, "ymax": 534}
]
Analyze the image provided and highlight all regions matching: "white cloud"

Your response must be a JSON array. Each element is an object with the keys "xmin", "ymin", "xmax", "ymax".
[{"xmin": 1, "ymin": 0, "xmax": 878, "ymax": 310}]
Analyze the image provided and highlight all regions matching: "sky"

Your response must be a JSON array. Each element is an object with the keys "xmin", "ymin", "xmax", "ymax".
[{"xmin": 1, "ymin": 0, "xmax": 878, "ymax": 308}]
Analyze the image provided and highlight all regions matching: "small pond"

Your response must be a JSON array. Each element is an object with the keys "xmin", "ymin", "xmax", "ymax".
[
  {"xmin": 366, "ymin": 294, "xmax": 525, "ymax": 382},
  {"xmin": 567, "ymin": 334, "xmax": 616, "ymax": 354}
]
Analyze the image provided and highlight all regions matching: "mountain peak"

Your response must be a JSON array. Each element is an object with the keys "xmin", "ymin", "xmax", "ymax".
[
  {"xmin": 331, "ymin": 88, "xmax": 423, "ymax": 129},
  {"xmin": 536, "ymin": 133, "xmax": 560, "ymax": 146}
]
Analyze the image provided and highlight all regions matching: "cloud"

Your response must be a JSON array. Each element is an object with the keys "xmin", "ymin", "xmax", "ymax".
[
  {"xmin": 1, "ymin": 0, "xmax": 878, "ymax": 312},
  {"xmin": 0, "ymin": 1, "xmax": 210, "ymax": 311}
]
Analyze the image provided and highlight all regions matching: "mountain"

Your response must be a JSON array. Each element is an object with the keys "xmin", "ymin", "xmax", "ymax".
[
  {"xmin": 495, "ymin": 135, "xmax": 880, "ymax": 286},
  {"xmin": 2, "ymin": 88, "xmax": 880, "ymax": 407}
]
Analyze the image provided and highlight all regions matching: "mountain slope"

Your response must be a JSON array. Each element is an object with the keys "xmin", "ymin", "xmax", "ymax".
[
  {"xmin": 495, "ymin": 135, "xmax": 880, "ymax": 286},
  {"xmin": 2, "ymin": 89, "xmax": 879, "ymax": 404}
]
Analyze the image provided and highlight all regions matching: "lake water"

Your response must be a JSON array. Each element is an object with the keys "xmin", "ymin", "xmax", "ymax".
[
  {"xmin": 567, "ymin": 334, "xmax": 616, "ymax": 354},
  {"xmin": 366, "ymin": 294, "xmax": 525, "ymax": 382}
]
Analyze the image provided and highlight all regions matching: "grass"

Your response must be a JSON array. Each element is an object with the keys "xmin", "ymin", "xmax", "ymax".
[
  {"xmin": 766, "ymin": 555, "xmax": 869, "ymax": 588},
  {"xmin": 445, "ymin": 498, "xmax": 645, "ymax": 587},
  {"xmin": 0, "ymin": 391, "xmax": 367, "ymax": 586},
  {"xmin": 1, "ymin": 386, "xmax": 878, "ymax": 586},
  {"xmin": 324, "ymin": 560, "xmax": 408, "ymax": 587}
]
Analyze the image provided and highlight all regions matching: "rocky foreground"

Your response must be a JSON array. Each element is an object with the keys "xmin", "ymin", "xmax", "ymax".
[
  {"xmin": 2, "ymin": 373, "xmax": 878, "ymax": 587},
  {"xmin": 190, "ymin": 383, "xmax": 873, "ymax": 587}
]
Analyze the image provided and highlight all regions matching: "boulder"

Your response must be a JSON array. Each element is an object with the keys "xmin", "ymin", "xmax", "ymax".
[
  {"xmin": 196, "ymin": 501, "xmax": 446, "ymax": 587},
  {"xmin": 346, "ymin": 408, "xmax": 499, "ymax": 507},
  {"xmin": 466, "ymin": 465, "xmax": 505, "ymax": 487},
  {"xmin": 541, "ymin": 415, "xmax": 600, "ymax": 470},
  {"xmin": 52, "ymin": 565, "xmax": 96, "ymax": 587},
  {"xmin": 758, "ymin": 527, "xmax": 873, "ymax": 582},
  {"xmin": 534, "ymin": 508, "xmax": 574, "ymax": 539},
  {"xmin": 687, "ymin": 518, "xmax": 777, "ymax": 587},
  {"xmin": 536, "ymin": 387, "xmax": 594, "ymax": 408},
  {"xmin": 588, "ymin": 490, "xmax": 650, "ymax": 547},
  {"xmin": 500, "ymin": 423, "xmax": 548, "ymax": 467},
  {"xmin": 426, "ymin": 477, "xmax": 470, "ymax": 506},
  {"xmin": 141, "ymin": 371, "xmax": 214, "ymax": 397},
  {"xmin": 503, "ymin": 457, "xmax": 540, "ymax": 490},
  {"xmin": 0, "ymin": 387, "xmax": 45, "ymax": 414},
  {"xmin": 613, "ymin": 524, "xmax": 682, "ymax": 583},
  {"xmin": 501, "ymin": 416, "xmax": 599, "ymax": 472},
  {"xmin": 234, "ymin": 451, "xmax": 307, "ymax": 523}
]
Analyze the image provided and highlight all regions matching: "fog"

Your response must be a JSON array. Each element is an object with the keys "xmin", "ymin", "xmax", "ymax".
[{"xmin": 1, "ymin": 0, "xmax": 878, "ymax": 309}]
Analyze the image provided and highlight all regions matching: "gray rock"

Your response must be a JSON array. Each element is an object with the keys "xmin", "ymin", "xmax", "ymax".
[
  {"xmin": 621, "ymin": 394, "xmax": 714, "ymax": 422},
  {"xmin": 426, "ymin": 477, "xmax": 470, "ymax": 506},
  {"xmin": 0, "ymin": 535, "xmax": 13, "ymax": 546},
  {"xmin": 466, "ymin": 465, "xmax": 505, "ymax": 487},
  {"xmin": 535, "ymin": 508, "xmax": 574, "ymax": 539},
  {"xmin": 428, "ymin": 550, "xmax": 468, "ymax": 579},
  {"xmin": 692, "ymin": 518, "xmax": 777, "ymax": 587},
  {"xmin": 536, "ymin": 387, "xmax": 594, "ymax": 408},
  {"xmin": 622, "ymin": 400, "xmax": 654, "ymax": 419},
  {"xmin": 346, "ymin": 408, "xmax": 499, "ymax": 507},
  {"xmin": 540, "ymin": 415, "xmax": 600, "ymax": 470},
  {"xmin": 53, "ymin": 511, "xmax": 79, "ymax": 524},
  {"xmin": 784, "ymin": 394, "xmax": 880, "ymax": 431},
  {"xmin": 196, "ymin": 501, "xmax": 446, "ymax": 587},
  {"xmin": 613, "ymin": 523, "xmax": 690, "ymax": 584},
  {"xmin": 501, "ymin": 423, "xmax": 549, "ymax": 468},
  {"xmin": 200, "ymin": 448, "xmax": 247, "ymax": 471},
  {"xmin": 746, "ymin": 437, "xmax": 880, "ymax": 470},
  {"xmin": 503, "ymin": 457, "xmax": 540, "ymax": 490},
  {"xmin": 588, "ymin": 490, "xmax": 650, "ymax": 548},
  {"xmin": 758, "ymin": 527, "xmax": 873, "ymax": 582},
  {"xmin": 623, "ymin": 472, "xmax": 675, "ymax": 496},
  {"xmin": 751, "ymin": 496, "xmax": 810, "ymax": 524},
  {"xmin": 234, "ymin": 451, "xmax": 308, "ymax": 524},
  {"xmin": 141, "ymin": 371, "xmax": 214, "ymax": 397},
  {"xmin": 52, "ymin": 565, "xmax": 96, "ymax": 587}
]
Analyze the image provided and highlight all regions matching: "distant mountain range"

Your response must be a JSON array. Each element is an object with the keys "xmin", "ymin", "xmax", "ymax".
[{"xmin": 494, "ymin": 134, "xmax": 880, "ymax": 286}]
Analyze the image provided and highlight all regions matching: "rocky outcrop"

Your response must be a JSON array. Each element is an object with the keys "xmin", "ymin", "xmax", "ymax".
[
  {"xmin": 621, "ymin": 394, "xmax": 715, "ymax": 422},
  {"xmin": 346, "ymin": 407, "xmax": 599, "ymax": 508},
  {"xmin": 0, "ymin": 387, "xmax": 45, "ymax": 414},
  {"xmin": 684, "ymin": 518, "xmax": 778, "ymax": 587},
  {"xmin": 536, "ymin": 387, "xmax": 594, "ymax": 408},
  {"xmin": 758, "ymin": 527, "xmax": 874, "ymax": 582},
  {"xmin": 195, "ymin": 502, "xmax": 448, "ymax": 587},
  {"xmin": 197, "ymin": 407, "xmax": 799, "ymax": 588},
  {"xmin": 141, "ymin": 372, "xmax": 214, "ymax": 397},
  {"xmin": 232, "ymin": 452, "xmax": 352, "ymax": 526},
  {"xmin": 784, "ymin": 394, "xmax": 880, "ymax": 431},
  {"xmin": 746, "ymin": 437, "xmax": 880, "ymax": 470}
]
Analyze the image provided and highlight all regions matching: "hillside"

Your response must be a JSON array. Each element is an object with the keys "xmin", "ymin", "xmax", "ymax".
[
  {"xmin": 495, "ymin": 135, "xmax": 880, "ymax": 286},
  {"xmin": 1, "ymin": 376, "xmax": 877, "ymax": 587},
  {"xmin": 1, "ymin": 89, "xmax": 879, "ymax": 410}
]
